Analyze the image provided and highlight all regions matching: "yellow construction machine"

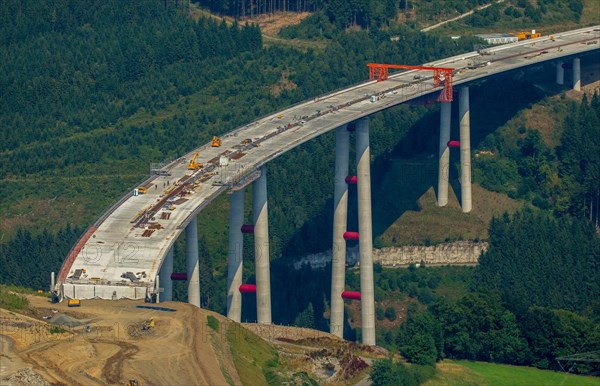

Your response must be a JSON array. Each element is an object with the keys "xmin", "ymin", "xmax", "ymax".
[
  {"xmin": 211, "ymin": 136, "xmax": 222, "ymax": 147},
  {"xmin": 188, "ymin": 152, "xmax": 203, "ymax": 170},
  {"xmin": 142, "ymin": 318, "xmax": 155, "ymax": 331},
  {"xmin": 126, "ymin": 380, "xmax": 140, "ymax": 386},
  {"xmin": 513, "ymin": 30, "xmax": 541, "ymax": 41}
]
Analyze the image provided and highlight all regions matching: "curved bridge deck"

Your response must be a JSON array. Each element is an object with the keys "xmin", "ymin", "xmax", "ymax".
[{"xmin": 58, "ymin": 26, "xmax": 600, "ymax": 299}]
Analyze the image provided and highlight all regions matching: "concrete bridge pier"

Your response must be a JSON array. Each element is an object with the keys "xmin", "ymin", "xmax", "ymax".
[
  {"xmin": 253, "ymin": 166, "xmax": 272, "ymax": 324},
  {"xmin": 459, "ymin": 86, "xmax": 472, "ymax": 213},
  {"xmin": 186, "ymin": 217, "xmax": 201, "ymax": 307},
  {"xmin": 158, "ymin": 247, "xmax": 174, "ymax": 302},
  {"xmin": 227, "ymin": 189, "xmax": 245, "ymax": 322},
  {"xmin": 573, "ymin": 57, "xmax": 581, "ymax": 91},
  {"xmin": 356, "ymin": 117, "xmax": 376, "ymax": 346},
  {"xmin": 437, "ymin": 102, "xmax": 451, "ymax": 207},
  {"xmin": 556, "ymin": 61, "xmax": 564, "ymax": 85},
  {"xmin": 330, "ymin": 125, "xmax": 350, "ymax": 338}
]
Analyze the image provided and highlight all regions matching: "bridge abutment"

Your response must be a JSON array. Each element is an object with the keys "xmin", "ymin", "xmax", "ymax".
[
  {"xmin": 330, "ymin": 125, "xmax": 350, "ymax": 338},
  {"xmin": 227, "ymin": 189, "xmax": 245, "ymax": 322},
  {"xmin": 186, "ymin": 217, "xmax": 201, "ymax": 307},
  {"xmin": 437, "ymin": 102, "xmax": 451, "ymax": 207},
  {"xmin": 158, "ymin": 247, "xmax": 173, "ymax": 302},
  {"xmin": 459, "ymin": 86, "xmax": 472, "ymax": 213},
  {"xmin": 356, "ymin": 117, "xmax": 376, "ymax": 346},
  {"xmin": 253, "ymin": 167, "xmax": 272, "ymax": 324}
]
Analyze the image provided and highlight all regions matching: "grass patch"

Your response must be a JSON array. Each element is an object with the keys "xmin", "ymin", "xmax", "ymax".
[
  {"xmin": 424, "ymin": 361, "xmax": 486, "ymax": 386},
  {"xmin": 427, "ymin": 360, "xmax": 600, "ymax": 386},
  {"xmin": 207, "ymin": 315, "xmax": 220, "ymax": 331},
  {"xmin": 48, "ymin": 325, "xmax": 67, "ymax": 334},
  {"xmin": 378, "ymin": 178, "xmax": 523, "ymax": 246},
  {"xmin": 0, "ymin": 287, "xmax": 29, "ymax": 311},
  {"xmin": 226, "ymin": 323, "xmax": 279, "ymax": 386},
  {"xmin": 263, "ymin": 357, "xmax": 286, "ymax": 385}
]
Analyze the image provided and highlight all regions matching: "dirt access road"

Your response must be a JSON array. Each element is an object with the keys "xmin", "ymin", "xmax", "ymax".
[{"xmin": 1, "ymin": 296, "xmax": 235, "ymax": 385}]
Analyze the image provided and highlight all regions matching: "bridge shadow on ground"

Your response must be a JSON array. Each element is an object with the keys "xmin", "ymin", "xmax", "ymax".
[
  {"xmin": 285, "ymin": 70, "xmax": 551, "ymax": 254},
  {"xmin": 237, "ymin": 67, "xmax": 562, "ymax": 330}
]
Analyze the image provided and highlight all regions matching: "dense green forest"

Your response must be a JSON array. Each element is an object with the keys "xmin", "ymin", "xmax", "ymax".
[
  {"xmin": 474, "ymin": 93, "xmax": 600, "ymax": 227},
  {"xmin": 196, "ymin": 0, "xmax": 585, "ymax": 31},
  {"xmin": 0, "ymin": 1, "xmax": 480, "ymax": 253},
  {"xmin": 1, "ymin": 0, "xmax": 599, "ymax": 379},
  {"xmin": 371, "ymin": 208, "xmax": 600, "ymax": 376}
]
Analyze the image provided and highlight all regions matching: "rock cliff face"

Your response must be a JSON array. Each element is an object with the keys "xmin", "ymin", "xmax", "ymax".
[
  {"xmin": 372, "ymin": 241, "xmax": 487, "ymax": 266},
  {"xmin": 293, "ymin": 241, "xmax": 488, "ymax": 270}
]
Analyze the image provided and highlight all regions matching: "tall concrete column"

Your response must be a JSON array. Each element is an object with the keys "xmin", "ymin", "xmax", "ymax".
[
  {"xmin": 253, "ymin": 167, "xmax": 271, "ymax": 324},
  {"xmin": 573, "ymin": 57, "xmax": 581, "ymax": 91},
  {"xmin": 459, "ymin": 87, "xmax": 472, "ymax": 213},
  {"xmin": 356, "ymin": 117, "xmax": 376, "ymax": 346},
  {"xmin": 159, "ymin": 247, "xmax": 174, "ymax": 302},
  {"xmin": 186, "ymin": 217, "xmax": 200, "ymax": 307},
  {"xmin": 227, "ymin": 189, "xmax": 245, "ymax": 322},
  {"xmin": 437, "ymin": 102, "xmax": 451, "ymax": 207},
  {"xmin": 556, "ymin": 61, "xmax": 564, "ymax": 85},
  {"xmin": 330, "ymin": 125, "xmax": 350, "ymax": 338}
]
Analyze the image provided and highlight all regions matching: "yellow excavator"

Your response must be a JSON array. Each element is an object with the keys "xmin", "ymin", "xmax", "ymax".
[
  {"xmin": 211, "ymin": 136, "xmax": 222, "ymax": 147},
  {"xmin": 187, "ymin": 152, "xmax": 203, "ymax": 170}
]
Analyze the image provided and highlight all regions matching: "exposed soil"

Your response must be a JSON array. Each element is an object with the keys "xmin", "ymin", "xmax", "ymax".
[
  {"xmin": 1, "ymin": 296, "xmax": 231, "ymax": 386},
  {"xmin": 245, "ymin": 12, "xmax": 312, "ymax": 37}
]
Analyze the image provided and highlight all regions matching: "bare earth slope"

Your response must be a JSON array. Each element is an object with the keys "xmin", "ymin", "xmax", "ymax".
[{"xmin": 1, "ymin": 296, "xmax": 231, "ymax": 385}]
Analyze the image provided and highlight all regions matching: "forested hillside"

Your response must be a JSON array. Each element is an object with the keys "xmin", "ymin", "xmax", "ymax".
[
  {"xmin": 0, "ymin": 0, "xmax": 478, "ymax": 288},
  {"xmin": 2, "ymin": 0, "xmax": 600, "ymax": 382},
  {"xmin": 474, "ymin": 93, "xmax": 600, "ymax": 227},
  {"xmin": 196, "ymin": 0, "xmax": 586, "ymax": 31}
]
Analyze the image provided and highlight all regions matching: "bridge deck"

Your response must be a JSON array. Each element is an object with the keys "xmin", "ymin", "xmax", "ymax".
[{"xmin": 59, "ymin": 26, "xmax": 600, "ymax": 299}]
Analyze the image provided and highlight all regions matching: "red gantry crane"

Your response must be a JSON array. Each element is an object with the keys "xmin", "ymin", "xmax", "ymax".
[{"xmin": 367, "ymin": 63, "xmax": 455, "ymax": 102}]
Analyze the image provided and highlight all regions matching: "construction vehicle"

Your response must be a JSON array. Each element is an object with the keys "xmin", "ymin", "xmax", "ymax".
[
  {"xmin": 243, "ymin": 138, "xmax": 259, "ymax": 147},
  {"xmin": 187, "ymin": 152, "xmax": 203, "ymax": 170},
  {"xmin": 137, "ymin": 186, "xmax": 147, "ymax": 194},
  {"xmin": 142, "ymin": 318, "xmax": 155, "ymax": 330},
  {"xmin": 126, "ymin": 380, "xmax": 140, "ymax": 386},
  {"xmin": 67, "ymin": 299, "xmax": 81, "ymax": 307},
  {"xmin": 513, "ymin": 30, "xmax": 541, "ymax": 41},
  {"xmin": 211, "ymin": 136, "xmax": 222, "ymax": 147}
]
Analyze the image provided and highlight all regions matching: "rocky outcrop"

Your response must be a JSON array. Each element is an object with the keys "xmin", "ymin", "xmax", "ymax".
[
  {"xmin": 373, "ymin": 241, "xmax": 487, "ymax": 267},
  {"xmin": 293, "ymin": 241, "xmax": 488, "ymax": 270},
  {"xmin": 5, "ymin": 368, "xmax": 49, "ymax": 386}
]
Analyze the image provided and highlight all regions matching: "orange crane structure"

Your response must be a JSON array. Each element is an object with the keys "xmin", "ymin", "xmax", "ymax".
[{"xmin": 367, "ymin": 63, "xmax": 455, "ymax": 102}]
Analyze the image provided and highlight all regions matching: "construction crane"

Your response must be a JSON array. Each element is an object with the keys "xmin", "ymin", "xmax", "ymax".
[
  {"xmin": 187, "ymin": 152, "xmax": 203, "ymax": 170},
  {"xmin": 367, "ymin": 63, "xmax": 455, "ymax": 102},
  {"xmin": 211, "ymin": 136, "xmax": 222, "ymax": 147}
]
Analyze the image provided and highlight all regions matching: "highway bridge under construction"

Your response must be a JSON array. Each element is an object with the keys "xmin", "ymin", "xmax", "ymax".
[{"xmin": 55, "ymin": 26, "xmax": 600, "ymax": 345}]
